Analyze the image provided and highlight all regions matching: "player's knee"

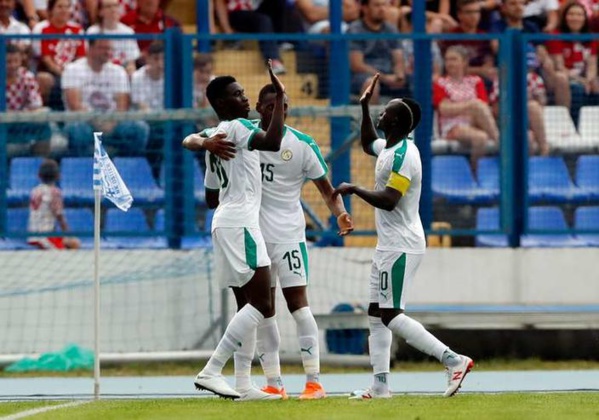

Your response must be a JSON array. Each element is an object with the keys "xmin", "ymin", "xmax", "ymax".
[
  {"xmin": 380, "ymin": 309, "xmax": 403, "ymax": 326},
  {"xmin": 367, "ymin": 303, "xmax": 381, "ymax": 318}
]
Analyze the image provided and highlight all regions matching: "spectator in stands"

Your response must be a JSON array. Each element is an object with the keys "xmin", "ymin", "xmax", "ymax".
[
  {"xmin": 62, "ymin": 39, "xmax": 149, "ymax": 156},
  {"xmin": 397, "ymin": 0, "xmax": 458, "ymax": 32},
  {"xmin": 0, "ymin": 0, "xmax": 32, "ymax": 51},
  {"xmin": 547, "ymin": 1, "xmax": 599, "ymax": 123},
  {"xmin": 5, "ymin": 43, "xmax": 52, "ymax": 157},
  {"xmin": 87, "ymin": 0, "xmax": 141, "ymax": 75},
  {"xmin": 433, "ymin": 45, "xmax": 499, "ymax": 166},
  {"xmin": 27, "ymin": 159, "xmax": 80, "ymax": 250},
  {"xmin": 440, "ymin": 0, "xmax": 497, "ymax": 87},
  {"xmin": 214, "ymin": 0, "xmax": 287, "ymax": 74},
  {"xmin": 295, "ymin": 0, "xmax": 360, "ymax": 33},
  {"xmin": 17, "ymin": 0, "xmax": 41, "ymax": 29},
  {"xmin": 348, "ymin": 0, "xmax": 408, "ymax": 104},
  {"xmin": 399, "ymin": 11, "xmax": 444, "ymax": 82},
  {"xmin": 121, "ymin": 0, "xmax": 180, "ymax": 57},
  {"xmin": 524, "ymin": 0, "xmax": 559, "ymax": 32},
  {"xmin": 32, "ymin": 0, "xmax": 86, "ymax": 110},
  {"xmin": 193, "ymin": 53, "xmax": 215, "ymax": 109},
  {"xmin": 131, "ymin": 41, "xmax": 164, "ymax": 178},
  {"xmin": 32, "ymin": 0, "xmax": 97, "ymax": 29}
]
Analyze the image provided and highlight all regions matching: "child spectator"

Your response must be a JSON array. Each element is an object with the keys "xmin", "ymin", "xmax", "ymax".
[{"xmin": 28, "ymin": 159, "xmax": 80, "ymax": 250}]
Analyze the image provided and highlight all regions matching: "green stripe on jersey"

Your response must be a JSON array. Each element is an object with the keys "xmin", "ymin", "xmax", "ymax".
[
  {"xmin": 238, "ymin": 118, "xmax": 260, "ymax": 150},
  {"xmin": 391, "ymin": 140, "xmax": 409, "ymax": 174},
  {"xmin": 244, "ymin": 228, "xmax": 257, "ymax": 270},
  {"xmin": 299, "ymin": 242, "xmax": 309, "ymax": 283},
  {"xmin": 286, "ymin": 126, "xmax": 328, "ymax": 175},
  {"xmin": 391, "ymin": 253, "xmax": 407, "ymax": 308}
]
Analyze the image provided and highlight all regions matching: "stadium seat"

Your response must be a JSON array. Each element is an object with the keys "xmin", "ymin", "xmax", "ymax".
[
  {"xmin": 154, "ymin": 209, "xmax": 212, "ymax": 249},
  {"xmin": 543, "ymin": 106, "xmax": 588, "ymax": 152},
  {"xmin": 103, "ymin": 208, "xmax": 166, "ymax": 249},
  {"xmin": 576, "ymin": 106, "xmax": 599, "ymax": 151},
  {"xmin": 574, "ymin": 206, "xmax": 599, "ymax": 247},
  {"xmin": 160, "ymin": 159, "xmax": 206, "ymax": 205},
  {"xmin": 7, "ymin": 157, "xmax": 44, "ymax": 206},
  {"xmin": 477, "ymin": 157, "xmax": 500, "ymax": 200},
  {"xmin": 60, "ymin": 158, "xmax": 96, "ymax": 206},
  {"xmin": 575, "ymin": 155, "xmax": 599, "ymax": 201},
  {"xmin": 432, "ymin": 156, "xmax": 495, "ymax": 204},
  {"xmin": 528, "ymin": 157, "xmax": 587, "ymax": 203},
  {"xmin": 113, "ymin": 158, "xmax": 165, "ymax": 206},
  {"xmin": 63, "ymin": 208, "xmax": 95, "ymax": 249},
  {"xmin": 0, "ymin": 208, "xmax": 36, "ymax": 250},
  {"xmin": 475, "ymin": 207, "xmax": 508, "ymax": 247},
  {"xmin": 521, "ymin": 206, "xmax": 585, "ymax": 247}
]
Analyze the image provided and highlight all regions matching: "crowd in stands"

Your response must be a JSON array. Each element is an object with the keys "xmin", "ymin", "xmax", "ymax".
[{"xmin": 3, "ymin": 0, "xmax": 599, "ymax": 165}]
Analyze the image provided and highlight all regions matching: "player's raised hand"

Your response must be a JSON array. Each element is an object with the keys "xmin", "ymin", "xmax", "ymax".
[
  {"xmin": 267, "ymin": 59, "xmax": 286, "ymax": 96},
  {"xmin": 337, "ymin": 212, "xmax": 354, "ymax": 236},
  {"xmin": 204, "ymin": 132, "xmax": 236, "ymax": 160},
  {"xmin": 359, "ymin": 73, "xmax": 380, "ymax": 106},
  {"xmin": 332, "ymin": 182, "xmax": 355, "ymax": 199}
]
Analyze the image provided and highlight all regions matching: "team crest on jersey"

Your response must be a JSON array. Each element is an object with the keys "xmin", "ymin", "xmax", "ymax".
[{"xmin": 281, "ymin": 149, "xmax": 293, "ymax": 161}]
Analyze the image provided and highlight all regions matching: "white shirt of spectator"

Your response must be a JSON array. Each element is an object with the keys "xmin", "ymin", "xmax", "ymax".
[
  {"xmin": 371, "ymin": 138, "xmax": 426, "ymax": 254},
  {"xmin": 86, "ymin": 23, "xmax": 141, "ymax": 66},
  {"xmin": 61, "ymin": 57, "xmax": 129, "ymax": 112},
  {"xmin": 0, "ymin": 16, "xmax": 31, "ymax": 46},
  {"xmin": 524, "ymin": 0, "xmax": 559, "ymax": 18},
  {"xmin": 131, "ymin": 65, "xmax": 164, "ymax": 110},
  {"xmin": 28, "ymin": 184, "xmax": 63, "ymax": 234}
]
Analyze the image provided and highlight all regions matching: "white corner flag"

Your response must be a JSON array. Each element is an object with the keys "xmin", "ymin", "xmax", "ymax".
[{"xmin": 93, "ymin": 132, "xmax": 133, "ymax": 211}]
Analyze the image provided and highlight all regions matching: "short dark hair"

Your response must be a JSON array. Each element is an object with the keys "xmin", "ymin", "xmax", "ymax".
[
  {"xmin": 6, "ymin": 43, "xmax": 20, "ymax": 54},
  {"xmin": 258, "ymin": 84, "xmax": 277, "ymax": 103},
  {"xmin": 193, "ymin": 53, "xmax": 213, "ymax": 69},
  {"xmin": 396, "ymin": 98, "xmax": 421, "ymax": 138},
  {"xmin": 48, "ymin": 0, "xmax": 69, "ymax": 12},
  {"xmin": 38, "ymin": 159, "xmax": 60, "ymax": 184},
  {"xmin": 206, "ymin": 75, "xmax": 237, "ymax": 110},
  {"xmin": 456, "ymin": 0, "xmax": 480, "ymax": 11},
  {"xmin": 147, "ymin": 41, "xmax": 164, "ymax": 55}
]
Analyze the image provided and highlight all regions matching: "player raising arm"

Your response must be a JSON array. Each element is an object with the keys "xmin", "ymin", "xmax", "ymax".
[
  {"xmin": 334, "ymin": 74, "xmax": 474, "ymax": 399},
  {"xmin": 184, "ymin": 60, "xmax": 286, "ymax": 400}
]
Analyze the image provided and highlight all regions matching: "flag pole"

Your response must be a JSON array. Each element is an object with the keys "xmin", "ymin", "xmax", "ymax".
[{"xmin": 93, "ymin": 132, "xmax": 103, "ymax": 401}]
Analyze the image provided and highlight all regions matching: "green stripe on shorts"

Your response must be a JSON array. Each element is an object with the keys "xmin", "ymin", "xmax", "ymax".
[
  {"xmin": 299, "ymin": 241, "xmax": 309, "ymax": 283},
  {"xmin": 391, "ymin": 253, "xmax": 407, "ymax": 308},
  {"xmin": 244, "ymin": 228, "xmax": 257, "ymax": 270}
]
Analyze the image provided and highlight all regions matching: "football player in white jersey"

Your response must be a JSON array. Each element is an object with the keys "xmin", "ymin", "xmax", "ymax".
[
  {"xmin": 334, "ymin": 74, "xmax": 474, "ymax": 399},
  {"xmin": 182, "ymin": 61, "xmax": 286, "ymax": 400},
  {"xmin": 202, "ymin": 84, "xmax": 354, "ymax": 400}
]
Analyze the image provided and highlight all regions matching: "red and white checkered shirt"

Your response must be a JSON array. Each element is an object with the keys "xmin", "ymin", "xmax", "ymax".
[
  {"xmin": 227, "ymin": 0, "xmax": 260, "ymax": 11},
  {"xmin": 28, "ymin": 184, "xmax": 64, "ymax": 234},
  {"xmin": 6, "ymin": 67, "xmax": 43, "ymax": 112},
  {"xmin": 32, "ymin": 20, "xmax": 86, "ymax": 71},
  {"xmin": 489, "ymin": 72, "xmax": 546, "ymax": 104}
]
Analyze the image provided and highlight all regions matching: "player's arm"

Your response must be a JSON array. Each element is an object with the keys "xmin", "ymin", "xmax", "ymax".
[
  {"xmin": 333, "ymin": 183, "xmax": 402, "ymax": 212},
  {"xmin": 360, "ymin": 73, "xmax": 380, "ymax": 156},
  {"xmin": 182, "ymin": 132, "xmax": 236, "ymax": 160},
  {"xmin": 246, "ymin": 60, "xmax": 286, "ymax": 152},
  {"xmin": 313, "ymin": 177, "xmax": 354, "ymax": 236}
]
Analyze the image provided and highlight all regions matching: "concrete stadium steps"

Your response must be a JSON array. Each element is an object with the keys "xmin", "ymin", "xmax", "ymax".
[
  {"xmin": 166, "ymin": 0, "xmax": 196, "ymax": 26},
  {"xmin": 209, "ymin": 73, "xmax": 319, "ymax": 103},
  {"xmin": 213, "ymin": 49, "xmax": 299, "ymax": 76}
]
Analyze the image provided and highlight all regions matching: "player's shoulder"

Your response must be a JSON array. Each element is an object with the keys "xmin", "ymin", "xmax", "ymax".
[{"xmin": 285, "ymin": 125, "xmax": 318, "ymax": 148}]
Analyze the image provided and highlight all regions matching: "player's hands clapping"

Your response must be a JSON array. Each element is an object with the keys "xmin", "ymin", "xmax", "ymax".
[
  {"xmin": 337, "ymin": 212, "xmax": 354, "ymax": 236},
  {"xmin": 267, "ymin": 59, "xmax": 286, "ymax": 96},
  {"xmin": 359, "ymin": 73, "xmax": 379, "ymax": 106}
]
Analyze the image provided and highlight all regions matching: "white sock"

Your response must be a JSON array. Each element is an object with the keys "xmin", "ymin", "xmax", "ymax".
[
  {"xmin": 203, "ymin": 304, "xmax": 264, "ymax": 376},
  {"xmin": 441, "ymin": 349, "xmax": 461, "ymax": 367},
  {"xmin": 387, "ymin": 313, "xmax": 447, "ymax": 362},
  {"xmin": 234, "ymin": 327, "xmax": 256, "ymax": 391},
  {"xmin": 256, "ymin": 316, "xmax": 283, "ymax": 388},
  {"xmin": 368, "ymin": 316, "xmax": 392, "ymax": 395},
  {"xmin": 292, "ymin": 307, "xmax": 320, "ymax": 383}
]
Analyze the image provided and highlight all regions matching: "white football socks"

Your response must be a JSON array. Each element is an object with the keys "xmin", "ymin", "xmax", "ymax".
[
  {"xmin": 368, "ymin": 316, "xmax": 392, "ymax": 395},
  {"xmin": 387, "ymin": 313, "xmax": 447, "ymax": 362},
  {"xmin": 292, "ymin": 307, "xmax": 320, "ymax": 383},
  {"xmin": 234, "ymin": 327, "xmax": 256, "ymax": 391},
  {"xmin": 256, "ymin": 315, "xmax": 284, "ymax": 388},
  {"xmin": 202, "ymin": 304, "xmax": 264, "ymax": 376}
]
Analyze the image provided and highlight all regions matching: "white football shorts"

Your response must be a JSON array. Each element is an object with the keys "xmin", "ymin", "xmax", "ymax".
[
  {"xmin": 266, "ymin": 242, "xmax": 309, "ymax": 288},
  {"xmin": 369, "ymin": 250, "xmax": 423, "ymax": 310},
  {"xmin": 212, "ymin": 227, "xmax": 270, "ymax": 288}
]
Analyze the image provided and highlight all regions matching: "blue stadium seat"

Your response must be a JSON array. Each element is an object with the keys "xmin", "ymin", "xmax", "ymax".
[
  {"xmin": 7, "ymin": 157, "xmax": 44, "ymax": 206},
  {"xmin": 528, "ymin": 157, "xmax": 587, "ymax": 203},
  {"xmin": 160, "ymin": 159, "xmax": 206, "ymax": 205},
  {"xmin": 477, "ymin": 157, "xmax": 500, "ymax": 200},
  {"xmin": 63, "ymin": 208, "xmax": 95, "ymax": 249},
  {"xmin": 521, "ymin": 206, "xmax": 585, "ymax": 247},
  {"xmin": 575, "ymin": 155, "xmax": 599, "ymax": 201},
  {"xmin": 475, "ymin": 207, "xmax": 508, "ymax": 247},
  {"xmin": 113, "ymin": 158, "xmax": 165, "ymax": 206},
  {"xmin": 574, "ymin": 206, "xmax": 599, "ymax": 246},
  {"xmin": 0, "ymin": 208, "xmax": 36, "ymax": 250},
  {"xmin": 154, "ymin": 209, "xmax": 212, "ymax": 250},
  {"xmin": 103, "ymin": 208, "xmax": 166, "ymax": 249},
  {"xmin": 60, "ymin": 158, "xmax": 96, "ymax": 206},
  {"xmin": 432, "ymin": 156, "xmax": 495, "ymax": 204}
]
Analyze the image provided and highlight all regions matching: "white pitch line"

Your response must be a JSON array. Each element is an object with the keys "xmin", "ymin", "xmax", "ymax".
[{"xmin": 1, "ymin": 401, "xmax": 90, "ymax": 420}]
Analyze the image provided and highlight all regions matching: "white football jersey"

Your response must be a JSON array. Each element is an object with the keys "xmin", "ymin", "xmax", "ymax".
[
  {"xmin": 202, "ymin": 119, "xmax": 262, "ymax": 230},
  {"xmin": 205, "ymin": 123, "xmax": 328, "ymax": 243},
  {"xmin": 371, "ymin": 138, "xmax": 426, "ymax": 254}
]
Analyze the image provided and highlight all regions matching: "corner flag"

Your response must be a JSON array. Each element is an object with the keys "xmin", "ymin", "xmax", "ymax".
[{"xmin": 93, "ymin": 132, "xmax": 133, "ymax": 211}]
